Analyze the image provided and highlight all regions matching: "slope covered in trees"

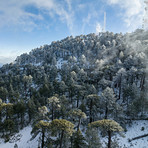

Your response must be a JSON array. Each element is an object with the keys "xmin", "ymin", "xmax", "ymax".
[{"xmin": 0, "ymin": 29, "xmax": 148, "ymax": 147}]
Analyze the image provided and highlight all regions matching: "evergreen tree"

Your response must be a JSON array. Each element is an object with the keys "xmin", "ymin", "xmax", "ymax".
[
  {"xmin": 69, "ymin": 108, "xmax": 86, "ymax": 131},
  {"xmin": 0, "ymin": 87, "xmax": 8, "ymax": 102},
  {"xmin": 89, "ymin": 119, "xmax": 123, "ymax": 148},
  {"xmin": 14, "ymin": 100, "xmax": 26, "ymax": 128},
  {"xmin": 86, "ymin": 94, "xmax": 100, "ymax": 123},
  {"xmin": 47, "ymin": 96, "xmax": 60, "ymax": 120},
  {"xmin": 101, "ymin": 87, "xmax": 117, "ymax": 119},
  {"xmin": 27, "ymin": 99, "xmax": 37, "ymax": 122},
  {"xmin": 50, "ymin": 119, "xmax": 74, "ymax": 148},
  {"xmin": 31, "ymin": 120, "xmax": 50, "ymax": 148},
  {"xmin": 3, "ymin": 119, "xmax": 15, "ymax": 134},
  {"xmin": 38, "ymin": 106, "xmax": 49, "ymax": 121},
  {"xmin": 73, "ymin": 129, "xmax": 86, "ymax": 148},
  {"xmin": 85, "ymin": 127, "xmax": 102, "ymax": 148}
]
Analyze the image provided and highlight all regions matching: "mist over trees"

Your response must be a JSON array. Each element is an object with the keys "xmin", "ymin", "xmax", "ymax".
[{"xmin": 0, "ymin": 29, "xmax": 148, "ymax": 147}]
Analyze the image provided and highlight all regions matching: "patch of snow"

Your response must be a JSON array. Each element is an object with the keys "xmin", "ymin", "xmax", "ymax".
[
  {"xmin": 117, "ymin": 120, "xmax": 148, "ymax": 148},
  {"xmin": 56, "ymin": 58, "xmax": 67, "ymax": 69},
  {"xmin": 56, "ymin": 73, "xmax": 62, "ymax": 82},
  {"xmin": 33, "ymin": 62, "xmax": 42, "ymax": 66},
  {"xmin": 0, "ymin": 121, "xmax": 148, "ymax": 148},
  {"xmin": 0, "ymin": 126, "xmax": 39, "ymax": 148},
  {"xmin": 101, "ymin": 120, "xmax": 148, "ymax": 148}
]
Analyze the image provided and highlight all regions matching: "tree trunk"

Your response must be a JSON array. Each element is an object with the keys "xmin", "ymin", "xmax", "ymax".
[
  {"xmin": 60, "ymin": 130, "xmax": 64, "ymax": 148},
  {"xmin": 108, "ymin": 131, "xmax": 111, "ymax": 148},
  {"xmin": 89, "ymin": 99, "xmax": 93, "ymax": 123},
  {"xmin": 52, "ymin": 103, "xmax": 54, "ymax": 121},
  {"xmin": 119, "ymin": 74, "xmax": 122, "ymax": 100},
  {"xmin": 21, "ymin": 113, "xmax": 24, "ymax": 128},
  {"xmin": 24, "ymin": 82, "xmax": 27, "ymax": 97},
  {"xmin": 70, "ymin": 136, "xmax": 73, "ymax": 148},
  {"xmin": 105, "ymin": 104, "xmax": 108, "ymax": 119},
  {"xmin": 140, "ymin": 74, "xmax": 145, "ymax": 91},
  {"xmin": 41, "ymin": 131, "xmax": 45, "ymax": 148},
  {"xmin": 77, "ymin": 97, "xmax": 79, "ymax": 108},
  {"xmin": 69, "ymin": 90, "xmax": 72, "ymax": 103},
  {"xmin": 129, "ymin": 133, "xmax": 148, "ymax": 142},
  {"xmin": 28, "ymin": 112, "xmax": 31, "ymax": 123},
  {"xmin": 77, "ymin": 118, "xmax": 81, "ymax": 131}
]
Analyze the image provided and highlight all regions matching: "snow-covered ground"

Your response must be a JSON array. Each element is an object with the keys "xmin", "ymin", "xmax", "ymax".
[
  {"xmin": 117, "ymin": 120, "xmax": 148, "ymax": 148},
  {"xmin": 56, "ymin": 58, "xmax": 67, "ymax": 69},
  {"xmin": 101, "ymin": 120, "xmax": 148, "ymax": 148},
  {"xmin": 0, "ymin": 126, "xmax": 39, "ymax": 148},
  {"xmin": 0, "ymin": 120, "xmax": 148, "ymax": 148}
]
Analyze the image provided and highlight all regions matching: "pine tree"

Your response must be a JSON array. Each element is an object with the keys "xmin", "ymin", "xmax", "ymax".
[
  {"xmin": 47, "ymin": 96, "xmax": 60, "ymax": 120},
  {"xmin": 101, "ymin": 87, "xmax": 117, "ymax": 119},
  {"xmin": 31, "ymin": 120, "xmax": 50, "ymax": 148},
  {"xmin": 0, "ymin": 87, "xmax": 8, "ymax": 102},
  {"xmin": 69, "ymin": 108, "xmax": 86, "ymax": 131},
  {"xmin": 14, "ymin": 100, "xmax": 26, "ymax": 128},
  {"xmin": 89, "ymin": 119, "xmax": 123, "ymax": 148},
  {"xmin": 3, "ymin": 119, "xmax": 15, "ymax": 134},
  {"xmin": 27, "ymin": 99, "xmax": 37, "ymax": 122},
  {"xmin": 85, "ymin": 127, "xmax": 102, "ymax": 148},
  {"xmin": 38, "ymin": 106, "xmax": 49, "ymax": 121},
  {"xmin": 86, "ymin": 94, "xmax": 100, "ymax": 123},
  {"xmin": 73, "ymin": 129, "xmax": 86, "ymax": 148},
  {"xmin": 50, "ymin": 119, "xmax": 74, "ymax": 148}
]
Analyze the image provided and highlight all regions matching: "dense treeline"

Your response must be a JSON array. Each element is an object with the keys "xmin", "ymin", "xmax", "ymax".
[{"xmin": 0, "ymin": 29, "xmax": 148, "ymax": 147}]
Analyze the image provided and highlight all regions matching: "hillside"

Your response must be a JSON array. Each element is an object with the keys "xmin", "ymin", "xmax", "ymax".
[{"xmin": 0, "ymin": 29, "xmax": 148, "ymax": 148}]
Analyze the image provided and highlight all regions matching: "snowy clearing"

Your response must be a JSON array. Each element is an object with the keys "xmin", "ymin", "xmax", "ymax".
[{"xmin": 0, "ymin": 120, "xmax": 148, "ymax": 148}]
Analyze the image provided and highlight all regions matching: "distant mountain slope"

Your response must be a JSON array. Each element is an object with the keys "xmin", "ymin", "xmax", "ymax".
[{"xmin": 13, "ymin": 32, "xmax": 123, "ymax": 66}]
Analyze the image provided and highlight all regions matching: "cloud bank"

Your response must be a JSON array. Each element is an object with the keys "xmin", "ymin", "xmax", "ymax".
[
  {"xmin": 0, "ymin": 0, "xmax": 74, "ymax": 33},
  {"xmin": 0, "ymin": 0, "xmax": 144, "ymax": 34},
  {"xmin": 107, "ymin": 0, "xmax": 145, "ymax": 31}
]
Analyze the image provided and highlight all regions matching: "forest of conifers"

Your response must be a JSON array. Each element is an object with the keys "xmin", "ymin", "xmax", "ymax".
[{"xmin": 0, "ymin": 29, "xmax": 148, "ymax": 148}]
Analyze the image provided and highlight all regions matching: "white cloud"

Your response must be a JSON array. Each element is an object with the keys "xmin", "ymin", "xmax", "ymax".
[
  {"xmin": 96, "ymin": 23, "xmax": 102, "ymax": 34},
  {"xmin": 80, "ymin": 2, "xmax": 103, "ymax": 34},
  {"xmin": 0, "ymin": 1, "xmax": 41, "ymax": 29},
  {"xmin": 0, "ymin": 0, "xmax": 74, "ymax": 33},
  {"xmin": 107, "ymin": 0, "xmax": 145, "ymax": 31},
  {"xmin": 0, "ymin": 56, "xmax": 15, "ymax": 64},
  {"xmin": 0, "ymin": 48, "xmax": 23, "ymax": 64},
  {"xmin": 65, "ymin": 0, "xmax": 72, "ymax": 11}
]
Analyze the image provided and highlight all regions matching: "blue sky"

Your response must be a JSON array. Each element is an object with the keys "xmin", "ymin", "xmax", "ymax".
[{"xmin": 0, "ymin": 0, "xmax": 145, "ymax": 64}]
